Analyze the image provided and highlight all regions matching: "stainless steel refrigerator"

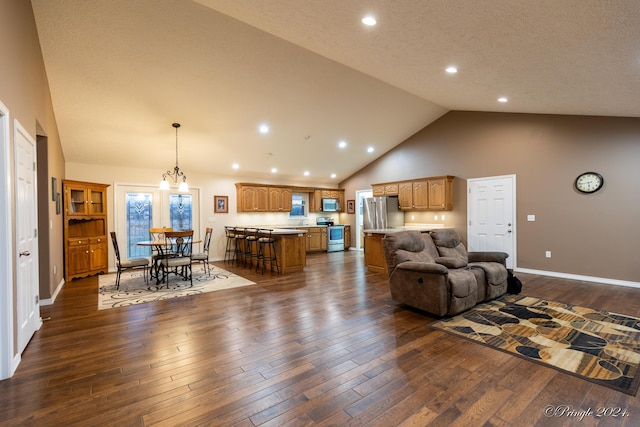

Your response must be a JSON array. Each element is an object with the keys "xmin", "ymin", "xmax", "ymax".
[{"xmin": 363, "ymin": 197, "xmax": 404, "ymax": 230}]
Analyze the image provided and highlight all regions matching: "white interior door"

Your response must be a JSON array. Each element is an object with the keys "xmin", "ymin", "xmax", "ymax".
[
  {"xmin": 14, "ymin": 120, "xmax": 41, "ymax": 354},
  {"xmin": 467, "ymin": 175, "xmax": 516, "ymax": 269}
]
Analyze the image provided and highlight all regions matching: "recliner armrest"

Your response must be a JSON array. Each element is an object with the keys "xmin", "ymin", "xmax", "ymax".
[
  {"xmin": 468, "ymin": 251, "xmax": 509, "ymax": 265},
  {"xmin": 395, "ymin": 261, "xmax": 448, "ymax": 275},
  {"xmin": 434, "ymin": 256, "xmax": 467, "ymax": 269}
]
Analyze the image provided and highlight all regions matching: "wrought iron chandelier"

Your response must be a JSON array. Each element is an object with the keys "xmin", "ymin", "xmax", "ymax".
[{"xmin": 160, "ymin": 122, "xmax": 189, "ymax": 192}]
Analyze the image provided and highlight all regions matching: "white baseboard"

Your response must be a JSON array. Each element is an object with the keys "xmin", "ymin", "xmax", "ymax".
[
  {"xmin": 39, "ymin": 278, "xmax": 65, "ymax": 306},
  {"xmin": 514, "ymin": 268, "xmax": 640, "ymax": 289}
]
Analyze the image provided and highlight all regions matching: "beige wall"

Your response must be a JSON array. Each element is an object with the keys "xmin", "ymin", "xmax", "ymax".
[
  {"xmin": 340, "ymin": 111, "xmax": 640, "ymax": 283},
  {"xmin": 0, "ymin": 0, "xmax": 65, "ymax": 353}
]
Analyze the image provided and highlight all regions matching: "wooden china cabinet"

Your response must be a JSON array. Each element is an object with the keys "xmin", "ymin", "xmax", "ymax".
[{"xmin": 63, "ymin": 180, "xmax": 110, "ymax": 281}]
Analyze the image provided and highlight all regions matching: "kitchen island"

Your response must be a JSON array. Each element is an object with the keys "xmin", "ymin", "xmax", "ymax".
[
  {"xmin": 246, "ymin": 228, "xmax": 308, "ymax": 274},
  {"xmin": 364, "ymin": 226, "xmax": 442, "ymax": 274}
]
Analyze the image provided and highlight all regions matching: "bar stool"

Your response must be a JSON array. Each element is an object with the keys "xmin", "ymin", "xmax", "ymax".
[
  {"xmin": 256, "ymin": 228, "xmax": 279, "ymax": 274},
  {"xmin": 233, "ymin": 227, "xmax": 247, "ymax": 266},
  {"xmin": 223, "ymin": 226, "xmax": 237, "ymax": 264},
  {"xmin": 243, "ymin": 228, "xmax": 259, "ymax": 268}
]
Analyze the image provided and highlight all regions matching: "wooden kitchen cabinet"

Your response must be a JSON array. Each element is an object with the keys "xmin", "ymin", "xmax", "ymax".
[
  {"xmin": 301, "ymin": 227, "xmax": 327, "ymax": 252},
  {"xmin": 398, "ymin": 180, "xmax": 429, "ymax": 210},
  {"xmin": 364, "ymin": 232, "xmax": 387, "ymax": 274},
  {"xmin": 310, "ymin": 188, "xmax": 345, "ymax": 212},
  {"xmin": 63, "ymin": 180, "xmax": 109, "ymax": 281},
  {"xmin": 428, "ymin": 176, "xmax": 454, "ymax": 210},
  {"xmin": 398, "ymin": 181, "xmax": 413, "ymax": 209},
  {"xmin": 237, "ymin": 185, "xmax": 269, "ymax": 212},
  {"xmin": 268, "ymin": 187, "xmax": 292, "ymax": 212},
  {"xmin": 383, "ymin": 176, "xmax": 454, "ymax": 211},
  {"xmin": 372, "ymin": 183, "xmax": 398, "ymax": 196},
  {"xmin": 237, "ymin": 183, "xmax": 344, "ymax": 214}
]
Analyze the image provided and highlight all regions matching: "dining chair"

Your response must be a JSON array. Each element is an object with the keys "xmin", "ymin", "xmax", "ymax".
[
  {"xmin": 110, "ymin": 232, "xmax": 150, "ymax": 289},
  {"xmin": 191, "ymin": 227, "xmax": 212, "ymax": 276},
  {"xmin": 158, "ymin": 230, "xmax": 194, "ymax": 287},
  {"xmin": 148, "ymin": 227, "xmax": 173, "ymax": 280}
]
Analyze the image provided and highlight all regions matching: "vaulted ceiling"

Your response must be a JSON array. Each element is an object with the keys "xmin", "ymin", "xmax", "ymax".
[{"xmin": 31, "ymin": 0, "xmax": 640, "ymax": 185}]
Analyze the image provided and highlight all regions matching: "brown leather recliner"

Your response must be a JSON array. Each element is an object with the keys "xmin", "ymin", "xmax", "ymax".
[{"xmin": 382, "ymin": 228, "xmax": 508, "ymax": 316}]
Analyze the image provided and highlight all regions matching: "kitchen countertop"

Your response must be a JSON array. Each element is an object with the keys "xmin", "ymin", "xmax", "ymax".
[
  {"xmin": 363, "ymin": 224, "xmax": 444, "ymax": 234},
  {"xmin": 241, "ymin": 224, "xmax": 349, "ymax": 230}
]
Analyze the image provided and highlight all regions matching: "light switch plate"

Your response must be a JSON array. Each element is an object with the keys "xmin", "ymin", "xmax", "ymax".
[{"xmin": 527, "ymin": 215, "xmax": 536, "ymax": 221}]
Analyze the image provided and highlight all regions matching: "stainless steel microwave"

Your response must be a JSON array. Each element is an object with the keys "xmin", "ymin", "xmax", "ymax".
[{"xmin": 322, "ymin": 198, "xmax": 340, "ymax": 212}]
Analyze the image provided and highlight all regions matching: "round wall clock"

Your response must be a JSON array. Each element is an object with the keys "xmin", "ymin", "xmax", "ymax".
[{"xmin": 574, "ymin": 172, "xmax": 603, "ymax": 194}]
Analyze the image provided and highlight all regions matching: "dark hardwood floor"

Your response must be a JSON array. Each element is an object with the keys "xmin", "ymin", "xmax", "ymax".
[{"xmin": 1, "ymin": 250, "xmax": 639, "ymax": 426}]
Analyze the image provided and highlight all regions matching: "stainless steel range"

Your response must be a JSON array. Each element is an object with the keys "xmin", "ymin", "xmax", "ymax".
[{"xmin": 316, "ymin": 217, "xmax": 345, "ymax": 252}]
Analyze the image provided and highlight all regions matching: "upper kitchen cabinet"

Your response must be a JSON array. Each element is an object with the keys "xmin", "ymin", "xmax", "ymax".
[
  {"xmin": 398, "ymin": 180, "xmax": 428, "ymax": 210},
  {"xmin": 428, "ymin": 176, "xmax": 454, "ymax": 210},
  {"xmin": 237, "ymin": 183, "xmax": 345, "ymax": 213},
  {"xmin": 309, "ymin": 188, "xmax": 345, "ymax": 213},
  {"xmin": 236, "ymin": 184, "xmax": 269, "ymax": 212},
  {"xmin": 376, "ymin": 176, "xmax": 454, "ymax": 211},
  {"xmin": 372, "ymin": 183, "xmax": 398, "ymax": 197},
  {"xmin": 268, "ymin": 187, "xmax": 293, "ymax": 212}
]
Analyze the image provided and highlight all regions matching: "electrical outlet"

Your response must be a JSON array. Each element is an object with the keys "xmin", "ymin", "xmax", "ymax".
[
  {"xmin": 53, "ymin": 265, "xmax": 57, "ymax": 274},
  {"xmin": 545, "ymin": 251, "xmax": 551, "ymax": 258}
]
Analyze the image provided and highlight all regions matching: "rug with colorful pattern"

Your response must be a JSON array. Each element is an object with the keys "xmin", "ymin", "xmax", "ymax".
[{"xmin": 431, "ymin": 294, "xmax": 640, "ymax": 395}]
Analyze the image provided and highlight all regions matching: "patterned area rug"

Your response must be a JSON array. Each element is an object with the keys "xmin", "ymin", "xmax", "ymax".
[
  {"xmin": 431, "ymin": 294, "xmax": 640, "ymax": 395},
  {"xmin": 98, "ymin": 265, "xmax": 255, "ymax": 310}
]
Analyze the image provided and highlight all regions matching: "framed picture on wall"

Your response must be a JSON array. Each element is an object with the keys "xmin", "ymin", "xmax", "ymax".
[
  {"xmin": 214, "ymin": 195, "xmax": 228, "ymax": 213},
  {"xmin": 347, "ymin": 199, "xmax": 355, "ymax": 214},
  {"xmin": 51, "ymin": 177, "xmax": 57, "ymax": 201}
]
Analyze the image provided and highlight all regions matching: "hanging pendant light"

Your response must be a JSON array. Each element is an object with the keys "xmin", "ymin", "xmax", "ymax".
[{"xmin": 160, "ymin": 122, "xmax": 189, "ymax": 192}]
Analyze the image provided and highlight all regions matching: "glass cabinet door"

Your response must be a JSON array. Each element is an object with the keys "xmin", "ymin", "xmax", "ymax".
[
  {"xmin": 89, "ymin": 188, "xmax": 106, "ymax": 214},
  {"xmin": 68, "ymin": 187, "xmax": 87, "ymax": 215}
]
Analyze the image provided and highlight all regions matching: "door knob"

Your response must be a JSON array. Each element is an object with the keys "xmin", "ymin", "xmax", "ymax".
[{"xmin": 19, "ymin": 251, "xmax": 31, "ymax": 257}]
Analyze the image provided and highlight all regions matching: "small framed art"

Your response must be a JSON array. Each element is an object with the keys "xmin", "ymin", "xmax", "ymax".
[
  {"xmin": 347, "ymin": 199, "xmax": 355, "ymax": 214},
  {"xmin": 51, "ymin": 177, "xmax": 57, "ymax": 201},
  {"xmin": 214, "ymin": 195, "xmax": 228, "ymax": 213}
]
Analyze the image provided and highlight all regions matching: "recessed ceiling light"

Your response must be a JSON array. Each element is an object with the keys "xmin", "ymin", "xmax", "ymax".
[
  {"xmin": 304, "ymin": 171, "xmax": 310, "ymax": 176},
  {"xmin": 498, "ymin": 97, "xmax": 508, "ymax": 103},
  {"xmin": 362, "ymin": 16, "xmax": 376, "ymax": 26},
  {"xmin": 259, "ymin": 124, "xmax": 269, "ymax": 134},
  {"xmin": 271, "ymin": 168, "xmax": 277, "ymax": 173},
  {"xmin": 331, "ymin": 173, "xmax": 337, "ymax": 179},
  {"xmin": 338, "ymin": 140, "xmax": 347, "ymax": 149},
  {"xmin": 232, "ymin": 163, "xmax": 239, "ymax": 169},
  {"xmin": 445, "ymin": 66, "xmax": 458, "ymax": 74},
  {"xmin": 367, "ymin": 146, "xmax": 375, "ymax": 153}
]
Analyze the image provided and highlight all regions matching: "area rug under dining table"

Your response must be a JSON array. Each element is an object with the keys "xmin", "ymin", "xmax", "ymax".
[
  {"xmin": 430, "ymin": 294, "xmax": 640, "ymax": 395},
  {"xmin": 98, "ymin": 265, "xmax": 255, "ymax": 310}
]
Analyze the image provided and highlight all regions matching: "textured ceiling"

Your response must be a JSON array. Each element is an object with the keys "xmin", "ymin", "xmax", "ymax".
[{"xmin": 31, "ymin": 0, "xmax": 640, "ymax": 185}]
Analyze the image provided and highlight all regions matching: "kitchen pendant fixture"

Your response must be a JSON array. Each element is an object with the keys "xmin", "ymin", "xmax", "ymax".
[{"xmin": 160, "ymin": 122, "xmax": 189, "ymax": 192}]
